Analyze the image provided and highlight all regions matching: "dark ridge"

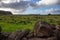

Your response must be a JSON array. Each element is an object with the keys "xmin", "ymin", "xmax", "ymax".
[{"xmin": 0, "ymin": 10, "xmax": 13, "ymax": 15}]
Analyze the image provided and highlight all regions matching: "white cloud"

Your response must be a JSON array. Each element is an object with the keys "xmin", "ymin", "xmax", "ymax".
[
  {"xmin": 1, "ymin": 0, "xmax": 17, "ymax": 3},
  {"xmin": 29, "ymin": 0, "xmax": 60, "ymax": 9},
  {"xmin": 0, "ymin": 8, "xmax": 16, "ymax": 14},
  {"xmin": 36, "ymin": 0, "xmax": 60, "ymax": 6},
  {"xmin": 46, "ymin": 8, "xmax": 60, "ymax": 13},
  {"xmin": 0, "ymin": 8, "xmax": 11, "ymax": 11},
  {"xmin": 1, "ymin": 0, "xmax": 31, "ymax": 4},
  {"xmin": 45, "ymin": 8, "xmax": 55, "ymax": 13},
  {"xmin": 22, "ymin": 0, "xmax": 31, "ymax": 1},
  {"xmin": 40, "ymin": 8, "xmax": 60, "ymax": 14}
]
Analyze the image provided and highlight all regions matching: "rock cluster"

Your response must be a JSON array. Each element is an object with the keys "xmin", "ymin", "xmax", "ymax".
[{"xmin": 0, "ymin": 21, "xmax": 60, "ymax": 40}]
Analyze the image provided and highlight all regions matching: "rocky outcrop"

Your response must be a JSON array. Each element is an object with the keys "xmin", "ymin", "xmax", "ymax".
[
  {"xmin": 0, "ymin": 10, "xmax": 12, "ymax": 15},
  {"xmin": 34, "ymin": 21, "xmax": 55, "ymax": 37},
  {"xmin": 1, "ymin": 21, "xmax": 60, "ymax": 40}
]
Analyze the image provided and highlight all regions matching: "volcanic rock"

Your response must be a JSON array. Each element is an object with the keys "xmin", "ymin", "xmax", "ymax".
[
  {"xmin": 0, "ymin": 26, "xmax": 2, "ymax": 40},
  {"xmin": 15, "ymin": 29, "xmax": 30, "ymax": 40},
  {"xmin": 34, "ymin": 21, "xmax": 54, "ymax": 37},
  {"xmin": 8, "ymin": 30, "xmax": 22, "ymax": 40}
]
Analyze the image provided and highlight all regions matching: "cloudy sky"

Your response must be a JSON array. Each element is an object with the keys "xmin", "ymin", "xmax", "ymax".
[{"xmin": 0, "ymin": 0, "xmax": 60, "ymax": 15}]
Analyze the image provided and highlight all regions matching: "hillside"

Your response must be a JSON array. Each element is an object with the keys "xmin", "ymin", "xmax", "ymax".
[{"xmin": 0, "ymin": 10, "xmax": 12, "ymax": 15}]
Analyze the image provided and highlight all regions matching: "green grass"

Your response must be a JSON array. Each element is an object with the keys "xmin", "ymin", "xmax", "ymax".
[
  {"xmin": 0, "ymin": 15, "xmax": 60, "ymax": 32},
  {"xmin": 0, "ymin": 22, "xmax": 35, "ymax": 32}
]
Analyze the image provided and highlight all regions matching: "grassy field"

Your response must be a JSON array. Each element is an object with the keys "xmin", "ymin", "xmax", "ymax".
[{"xmin": 0, "ymin": 15, "xmax": 60, "ymax": 32}]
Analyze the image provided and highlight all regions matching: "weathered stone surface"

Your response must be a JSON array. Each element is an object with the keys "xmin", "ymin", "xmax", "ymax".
[
  {"xmin": 8, "ymin": 30, "xmax": 22, "ymax": 40},
  {"xmin": 0, "ymin": 26, "xmax": 2, "ymax": 40},
  {"xmin": 28, "ymin": 38, "xmax": 47, "ymax": 40},
  {"xmin": 34, "ymin": 21, "xmax": 54, "ymax": 37},
  {"xmin": 15, "ymin": 30, "xmax": 22, "ymax": 40},
  {"xmin": 54, "ymin": 29, "xmax": 60, "ymax": 40},
  {"xmin": 47, "ymin": 37, "xmax": 57, "ymax": 40},
  {"xmin": 1, "ymin": 32, "xmax": 11, "ymax": 40},
  {"xmin": 2, "ymin": 32, "xmax": 11, "ymax": 37},
  {"xmin": 15, "ymin": 29, "xmax": 30, "ymax": 40},
  {"xmin": 8, "ymin": 32, "xmax": 16, "ymax": 40},
  {"xmin": 49, "ymin": 24, "xmax": 56, "ymax": 31},
  {"xmin": 26, "ymin": 32, "xmax": 34, "ymax": 38},
  {"xmin": 22, "ymin": 37, "xmax": 27, "ymax": 40},
  {"xmin": 55, "ymin": 23, "xmax": 60, "ymax": 40},
  {"xmin": 56, "ymin": 24, "xmax": 60, "ymax": 30}
]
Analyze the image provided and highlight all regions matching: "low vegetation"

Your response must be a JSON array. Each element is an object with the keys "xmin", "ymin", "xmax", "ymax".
[{"xmin": 0, "ymin": 15, "xmax": 60, "ymax": 32}]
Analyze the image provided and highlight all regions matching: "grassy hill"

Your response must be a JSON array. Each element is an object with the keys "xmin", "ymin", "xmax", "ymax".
[{"xmin": 0, "ymin": 15, "xmax": 60, "ymax": 32}]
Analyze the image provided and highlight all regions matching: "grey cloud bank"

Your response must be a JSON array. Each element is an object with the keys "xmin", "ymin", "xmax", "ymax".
[{"xmin": 0, "ymin": 0, "xmax": 60, "ymax": 14}]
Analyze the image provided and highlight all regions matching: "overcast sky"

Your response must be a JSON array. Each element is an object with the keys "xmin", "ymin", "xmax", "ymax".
[{"xmin": 0, "ymin": 0, "xmax": 60, "ymax": 15}]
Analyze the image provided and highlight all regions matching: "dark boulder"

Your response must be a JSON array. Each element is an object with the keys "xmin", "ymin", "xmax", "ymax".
[
  {"xmin": 2, "ymin": 32, "xmax": 11, "ymax": 38},
  {"xmin": 55, "ymin": 23, "xmax": 60, "ymax": 40},
  {"xmin": 34, "ymin": 21, "xmax": 54, "ymax": 37},
  {"xmin": 54, "ymin": 29, "xmax": 60, "ymax": 40},
  {"xmin": 26, "ymin": 32, "xmax": 34, "ymax": 38},
  {"xmin": 15, "ymin": 30, "xmax": 23, "ymax": 40},
  {"xmin": 1, "ymin": 32, "xmax": 11, "ymax": 40},
  {"xmin": 0, "ymin": 26, "xmax": 2, "ymax": 40},
  {"xmin": 47, "ymin": 37, "xmax": 57, "ymax": 40},
  {"xmin": 56, "ymin": 23, "xmax": 60, "ymax": 30},
  {"xmin": 28, "ymin": 38, "xmax": 47, "ymax": 40},
  {"xmin": 49, "ymin": 24, "xmax": 56, "ymax": 30},
  {"xmin": 22, "ymin": 37, "xmax": 27, "ymax": 40},
  {"xmin": 8, "ymin": 32, "xmax": 16, "ymax": 40},
  {"xmin": 15, "ymin": 29, "xmax": 30, "ymax": 40},
  {"xmin": 8, "ymin": 30, "xmax": 22, "ymax": 40}
]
